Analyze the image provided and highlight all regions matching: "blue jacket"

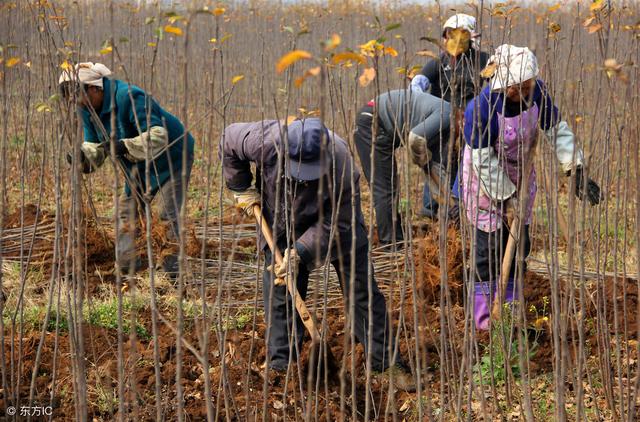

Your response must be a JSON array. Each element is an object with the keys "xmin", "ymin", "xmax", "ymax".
[
  {"xmin": 80, "ymin": 78, "xmax": 195, "ymax": 196},
  {"xmin": 464, "ymin": 79, "xmax": 560, "ymax": 149}
]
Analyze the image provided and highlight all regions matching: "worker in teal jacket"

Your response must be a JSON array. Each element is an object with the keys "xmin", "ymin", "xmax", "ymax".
[{"xmin": 59, "ymin": 62, "xmax": 195, "ymax": 277}]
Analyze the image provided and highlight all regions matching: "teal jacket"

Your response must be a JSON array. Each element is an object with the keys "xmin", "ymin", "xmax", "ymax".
[{"xmin": 80, "ymin": 78, "xmax": 195, "ymax": 196}]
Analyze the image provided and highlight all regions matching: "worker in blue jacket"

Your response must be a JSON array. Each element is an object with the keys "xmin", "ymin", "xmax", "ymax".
[{"xmin": 59, "ymin": 62, "xmax": 195, "ymax": 277}]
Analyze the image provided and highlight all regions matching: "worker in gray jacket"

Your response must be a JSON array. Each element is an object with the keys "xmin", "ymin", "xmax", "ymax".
[
  {"xmin": 354, "ymin": 89, "xmax": 451, "ymax": 245},
  {"xmin": 220, "ymin": 118, "xmax": 414, "ymax": 390}
]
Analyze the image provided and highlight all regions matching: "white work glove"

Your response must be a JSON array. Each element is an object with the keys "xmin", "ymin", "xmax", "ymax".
[
  {"xmin": 267, "ymin": 248, "xmax": 300, "ymax": 283},
  {"xmin": 408, "ymin": 131, "xmax": 432, "ymax": 167},
  {"xmin": 233, "ymin": 187, "xmax": 261, "ymax": 217},
  {"xmin": 121, "ymin": 126, "xmax": 169, "ymax": 162}
]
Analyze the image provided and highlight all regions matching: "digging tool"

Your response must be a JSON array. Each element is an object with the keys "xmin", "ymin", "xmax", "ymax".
[
  {"xmin": 491, "ymin": 201, "xmax": 521, "ymax": 320},
  {"xmin": 425, "ymin": 165, "xmax": 456, "ymax": 208},
  {"xmin": 252, "ymin": 204, "xmax": 339, "ymax": 373},
  {"xmin": 491, "ymin": 140, "xmax": 538, "ymax": 321}
]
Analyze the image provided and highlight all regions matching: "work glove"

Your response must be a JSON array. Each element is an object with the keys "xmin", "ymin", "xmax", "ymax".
[
  {"xmin": 66, "ymin": 149, "xmax": 95, "ymax": 174},
  {"xmin": 503, "ymin": 196, "xmax": 519, "ymax": 224},
  {"xmin": 267, "ymin": 248, "xmax": 300, "ymax": 283},
  {"xmin": 408, "ymin": 132, "xmax": 432, "ymax": 167},
  {"xmin": 570, "ymin": 166, "xmax": 603, "ymax": 206},
  {"xmin": 104, "ymin": 140, "xmax": 129, "ymax": 159},
  {"xmin": 233, "ymin": 187, "xmax": 261, "ymax": 218}
]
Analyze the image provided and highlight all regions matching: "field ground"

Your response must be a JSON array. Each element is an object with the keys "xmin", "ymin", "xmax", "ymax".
[{"xmin": 1, "ymin": 0, "xmax": 640, "ymax": 420}]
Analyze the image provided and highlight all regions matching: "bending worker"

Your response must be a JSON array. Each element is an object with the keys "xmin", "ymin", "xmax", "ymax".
[
  {"xmin": 59, "ymin": 62, "xmax": 195, "ymax": 277},
  {"xmin": 220, "ymin": 118, "xmax": 414, "ymax": 390},
  {"xmin": 354, "ymin": 88, "xmax": 451, "ymax": 246},
  {"xmin": 461, "ymin": 45, "xmax": 603, "ymax": 330}
]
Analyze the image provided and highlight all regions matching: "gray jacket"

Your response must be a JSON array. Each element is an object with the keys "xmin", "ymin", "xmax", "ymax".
[
  {"xmin": 376, "ymin": 89, "xmax": 451, "ymax": 154},
  {"xmin": 221, "ymin": 120, "xmax": 367, "ymax": 269}
]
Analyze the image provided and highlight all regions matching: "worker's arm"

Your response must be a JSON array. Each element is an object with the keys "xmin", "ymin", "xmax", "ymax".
[
  {"xmin": 408, "ymin": 97, "xmax": 451, "ymax": 166},
  {"xmin": 75, "ymin": 110, "xmax": 106, "ymax": 173},
  {"xmin": 117, "ymin": 89, "xmax": 169, "ymax": 162},
  {"xmin": 535, "ymin": 80, "xmax": 584, "ymax": 173},
  {"xmin": 419, "ymin": 56, "xmax": 441, "ymax": 96},
  {"xmin": 536, "ymin": 81, "xmax": 601, "ymax": 204},
  {"xmin": 464, "ymin": 92, "xmax": 516, "ymax": 202}
]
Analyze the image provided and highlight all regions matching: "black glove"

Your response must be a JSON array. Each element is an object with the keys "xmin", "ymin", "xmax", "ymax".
[
  {"xmin": 104, "ymin": 140, "xmax": 129, "ymax": 159},
  {"xmin": 66, "ymin": 150, "xmax": 95, "ymax": 174},
  {"xmin": 571, "ymin": 166, "xmax": 603, "ymax": 205}
]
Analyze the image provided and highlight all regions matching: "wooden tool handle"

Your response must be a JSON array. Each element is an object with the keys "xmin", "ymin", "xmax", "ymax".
[
  {"xmin": 253, "ymin": 204, "xmax": 321, "ymax": 343},
  {"xmin": 491, "ymin": 211, "xmax": 520, "ymax": 320},
  {"xmin": 490, "ymin": 140, "xmax": 538, "ymax": 322},
  {"xmin": 426, "ymin": 167, "xmax": 456, "ymax": 208}
]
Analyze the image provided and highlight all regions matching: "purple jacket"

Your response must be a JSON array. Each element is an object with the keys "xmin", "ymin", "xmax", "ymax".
[{"xmin": 221, "ymin": 120, "xmax": 367, "ymax": 269}]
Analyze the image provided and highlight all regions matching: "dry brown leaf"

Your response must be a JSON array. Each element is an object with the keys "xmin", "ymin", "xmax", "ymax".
[
  {"xmin": 480, "ymin": 62, "xmax": 497, "ymax": 79},
  {"xmin": 416, "ymin": 50, "xmax": 438, "ymax": 59},
  {"xmin": 587, "ymin": 23, "xmax": 603, "ymax": 34}
]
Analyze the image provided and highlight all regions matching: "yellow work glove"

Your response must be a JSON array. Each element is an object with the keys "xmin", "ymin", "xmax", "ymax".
[
  {"xmin": 233, "ymin": 187, "xmax": 261, "ymax": 217},
  {"xmin": 267, "ymin": 248, "xmax": 300, "ymax": 283}
]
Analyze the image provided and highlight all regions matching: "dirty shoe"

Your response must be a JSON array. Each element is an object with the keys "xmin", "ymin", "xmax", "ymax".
[{"xmin": 379, "ymin": 364, "xmax": 416, "ymax": 393}]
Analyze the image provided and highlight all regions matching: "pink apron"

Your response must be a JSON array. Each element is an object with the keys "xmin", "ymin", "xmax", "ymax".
[{"xmin": 461, "ymin": 103, "xmax": 539, "ymax": 232}]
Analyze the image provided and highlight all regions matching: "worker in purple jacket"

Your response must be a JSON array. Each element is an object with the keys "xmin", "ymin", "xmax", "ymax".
[
  {"xmin": 462, "ymin": 45, "xmax": 603, "ymax": 330},
  {"xmin": 220, "ymin": 118, "xmax": 414, "ymax": 390}
]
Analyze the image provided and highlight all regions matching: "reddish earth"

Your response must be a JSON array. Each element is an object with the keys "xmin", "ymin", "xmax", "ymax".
[{"xmin": 1, "ymin": 207, "xmax": 638, "ymax": 419}]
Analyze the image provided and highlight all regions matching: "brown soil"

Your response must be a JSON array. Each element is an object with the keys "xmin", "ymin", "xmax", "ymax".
[{"xmin": 3, "ymin": 210, "xmax": 639, "ymax": 420}]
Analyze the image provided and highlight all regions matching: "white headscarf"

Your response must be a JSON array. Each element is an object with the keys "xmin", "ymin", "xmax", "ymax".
[
  {"xmin": 487, "ymin": 44, "xmax": 539, "ymax": 91},
  {"xmin": 442, "ymin": 13, "xmax": 480, "ymax": 49},
  {"xmin": 58, "ymin": 62, "xmax": 112, "ymax": 89},
  {"xmin": 410, "ymin": 75, "xmax": 430, "ymax": 93}
]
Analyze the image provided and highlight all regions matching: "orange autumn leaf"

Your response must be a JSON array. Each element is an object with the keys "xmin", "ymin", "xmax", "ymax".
[
  {"xmin": 276, "ymin": 50, "xmax": 312, "ymax": 73},
  {"xmin": 358, "ymin": 67, "xmax": 376, "ymax": 87},
  {"xmin": 480, "ymin": 62, "xmax": 497, "ymax": 79},
  {"xmin": 590, "ymin": 0, "xmax": 604, "ymax": 12},
  {"xmin": 164, "ymin": 25, "xmax": 183, "ymax": 36},
  {"xmin": 548, "ymin": 3, "xmax": 561, "ymax": 12},
  {"xmin": 60, "ymin": 60, "xmax": 73, "ymax": 71},
  {"xmin": 324, "ymin": 33, "xmax": 341, "ymax": 51},
  {"xmin": 332, "ymin": 51, "xmax": 366, "ymax": 65},
  {"xmin": 293, "ymin": 66, "xmax": 321, "ymax": 88},
  {"xmin": 587, "ymin": 23, "xmax": 603, "ymax": 34},
  {"xmin": 445, "ymin": 28, "xmax": 470, "ymax": 56},
  {"xmin": 384, "ymin": 46, "xmax": 398, "ymax": 57},
  {"xmin": 6, "ymin": 57, "xmax": 21, "ymax": 68}
]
